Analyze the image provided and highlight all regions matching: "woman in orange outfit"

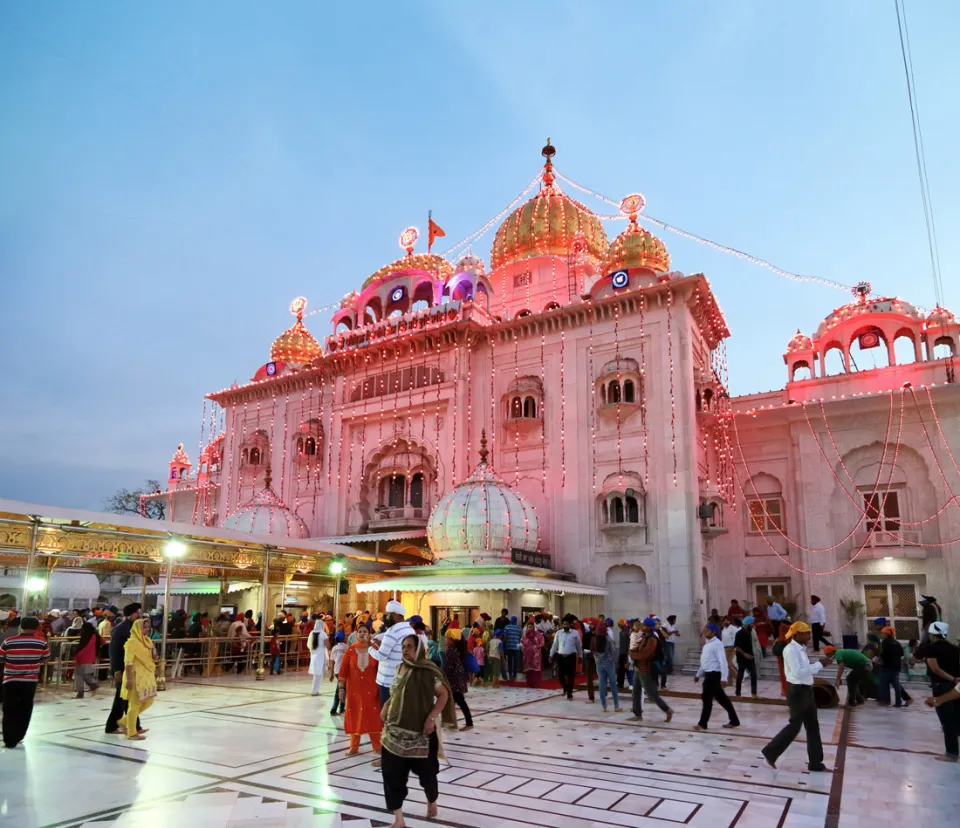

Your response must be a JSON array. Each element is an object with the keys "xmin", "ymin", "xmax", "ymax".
[{"xmin": 338, "ymin": 623, "xmax": 382, "ymax": 756}]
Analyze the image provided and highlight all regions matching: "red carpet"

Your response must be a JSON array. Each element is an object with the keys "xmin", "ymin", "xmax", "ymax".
[{"xmin": 499, "ymin": 675, "xmax": 587, "ymax": 690}]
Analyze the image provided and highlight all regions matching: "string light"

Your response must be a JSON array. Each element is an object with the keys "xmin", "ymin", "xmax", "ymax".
[
  {"xmin": 465, "ymin": 335, "xmax": 473, "ymax": 472},
  {"xmin": 667, "ymin": 287, "xmax": 677, "ymax": 487},
  {"xmin": 613, "ymin": 299, "xmax": 623, "ymax": 484},
  {"xmin": 639, "ymin": 292, "xmax": 649, "ymax": 489},
  {"xmin": 452, "ymin": 334, "xmax": 459, "ymax": 486},
  {"xmin": 589, "ymin": 304, "xmax": 597, "ymax": 494}
]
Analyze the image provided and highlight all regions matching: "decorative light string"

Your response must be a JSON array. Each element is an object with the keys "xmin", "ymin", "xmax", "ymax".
[
  {"xmin": 553, "ymin": 170, "xmax": 853, "ymax": 292},
  {"xmin": 465, "ymin": 335, "xmax": 473, "ymax": 471},
  {"xmin": 589, "ymin": 304, "xmax": 597, "ymax": 494},
  {"xmin": 489, "ymin": 330, "xmax": 497, "ymax": 471},
  {"xmin": 923, "ymin": 385, "xmax": 960, "ymax": 480},
  {"xmin": 639, "ymin": 292, "xmax": 649, "ymax": 489},
  {"xmin": 325, "ymin": 373, "xmax": 335, "ymax": 488},
  {"xmin": 540, "ymin": 318, "xmax": 547, "ymax": 493},
  {"xmin": 513, "ymin": 326, "xmax": 521, "ymax": 486},
  {"xmin": 452, "ymin": 334, "xmax": 460, "ymax": 486},
  {"xmin": 613, "ymin": 300, "xmax": 624, "ymax": 484},
  {"xmin": 667, "ymin": 287, "xmax": 678, "ymax": 487}
]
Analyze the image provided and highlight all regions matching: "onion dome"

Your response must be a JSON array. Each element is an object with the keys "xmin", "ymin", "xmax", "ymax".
[
  {"xmin": 454, "ymin": 254, "xmax": 486, "ymax": 277},
  {"xmin": 815, "ymin": 295, "xmax": 924, "ymax": 339},
  {"xmin": 363, "ymin": 253, "xmax": 454, "ymax": 291},
  {"xmin": 171, "ymin": 443, "xmax": 190, "ymax": 465},
  {"xmin": 491, "ymin": 141, "xmax": 607, "ymax": 270},
  {"xmin": 786, "ymin": 329, "xmax": 813, "ymax": 352},
  {"xmin": 271, "ymin": 297, "xmax": 322, "ymax": 367},
  {"xmin": 426, "ymin": 431, "xmax": 540, "ymax": 566},
  {"xmin": 927, "ymin": 305, "xmax": 956, "ymax": 328},
  {"xmin": 222, "ymin": 466, "xmax": 308, "ymax": 539},
  {"xmin": 600, "ymin": 217, "xmax": 670, "ymax": 276}
]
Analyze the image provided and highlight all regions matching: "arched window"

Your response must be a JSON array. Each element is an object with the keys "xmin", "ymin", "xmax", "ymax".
[
  {"xmin": 516, "ymin": 309, "xmax": 532, "ymax": 318},
  {"xmin": 410, "ymin": 473, "xmax": 424, "ymax": 508},
  {"xmin": 304, "ymin": 436, "xmax": 317, "ymax": 456},
  {"xmin": 249, "ymin": 447, "xmax": 261, "ymax": 465},
  {"xmin": 242, "ymin": 448, "xmax": 249, "ymax": 465},
  {"xmin": 382, "ymin": 475, "xmax": 405, "ymax": 509},
  {"xmin": 600, "ymin": 384, "xmax": 607, "ymax": 405},
  {"xmin": 623, "ymin": 380, "xmax": 635, "ymax": 403},
  {"xmin": 296, "ymin": 437, "xmax": 304, "ymax": 456},
  {"xmin": 608, "ymin": 381, "xmax": 621, "ymax": 404},
  {"xmin": 510, "ymin": 396, "xmax": 523, "ymax": 418},
  {"xmin": 612, "ymin": 496, "xmax": 624, "ymax": 523},
  {"xmin": 523, "ymin": 396, "xmax": 537, "ymax": 418},
  {"xmin": 601, "ymin": 500, "xmax": 609, "ymax": 524},
  {"xmin": 626, "ymin": 495, "xmax": 640, "ymax": 523}
]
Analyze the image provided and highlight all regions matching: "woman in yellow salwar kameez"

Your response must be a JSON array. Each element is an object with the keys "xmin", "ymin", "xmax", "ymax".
[{"xmin": 119, "ymin": 618, "xmax": 158, "ymax": 740}]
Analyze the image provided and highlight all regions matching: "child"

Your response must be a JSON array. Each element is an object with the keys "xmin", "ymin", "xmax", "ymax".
[
  {"xmin": 329, "ymin": 632, "xmax": 347, "ymax": 715},
  {"xmin": 269, "ymin": 632, "xmax": 281, "ymax": 675},
  {"xmin": 903, "ymin": 638, "xmax": 921, "ymax": 680},
  {"xmin": 472, "ymin": 636, "xmax": 486, "ymax": 686},
  {"xmin": 487, "ymin": 631, "xmax": 503, "ymax": 688}
]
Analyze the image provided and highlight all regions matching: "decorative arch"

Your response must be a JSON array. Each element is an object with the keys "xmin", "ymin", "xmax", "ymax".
[
  {"xmin": 363, "ymin": 296, "xmax": 383, "ymax": 326},
  {"xmin": 605, "ymin": 564, "xmax": 648, "ymax": 621},
  {"xmin": 359, "ymin": 435, "xmax": 443, "ymax": 527}
]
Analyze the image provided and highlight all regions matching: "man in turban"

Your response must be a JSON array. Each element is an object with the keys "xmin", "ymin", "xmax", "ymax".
[{"xmin": 762, "ymin": 622, "xmax": 833, "ymax": 771}]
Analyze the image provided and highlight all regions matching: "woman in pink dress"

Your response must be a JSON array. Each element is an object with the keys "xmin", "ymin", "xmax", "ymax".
[{"xmin": 522, "ymin": 621, "xmax": 545, "ymax": 688}]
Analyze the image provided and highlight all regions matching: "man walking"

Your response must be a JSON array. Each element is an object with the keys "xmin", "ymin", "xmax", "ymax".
[
  {"xmin": 694, "ymin": 624, "xmax": 740, "ymax": 731},
  {"xmin": 762, "ymin": 622, "xmax": 833, "ymax": 771},
  {"xmin": 629, "ymin": 618, "xmax": 673, "ymax": 723},
  {"xmin": 0, "ymin": 617, "xmax": 50, "ymax": 748},
  {"xmin": 105, "ymin": 603, "xmax": 143, "ymax": 735},
  {"xmin": 549, "ymin": 617, "xmax": 582, "ymax": 700},
  {"xmin": 877, "ymin": 626, "xmax": 905, "ymax": 708},
  {"xmin": 368, "ymin": 600, "xmax": 411, "ymax": 705},
  {"xmin": 825, "ymin": 645, "xmax": 872, "ymax": 706},
  {"xmin": 809, "ymin": 596, "xmax": 830, "ymax": 652},
  {"xmin": 721, "ymin": 617, "xmax": 739, "ymax": 686},
  {"xmin": 735, "ymin": 616, "xmax": 759, "ymax": 698},
  {"xmin": 503, "ymin": 615, "xmax": 523, "ymax": 681},
  {"xmin": 766, "ymin": 596, "xmax": 788, "ymax": 638},
  {"xmin": 661, "ymin": 615, "xmax": 680, "ymax": 686}
]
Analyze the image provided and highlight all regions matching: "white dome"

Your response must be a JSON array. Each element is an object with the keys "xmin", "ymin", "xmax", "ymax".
[
  {"xmin": 223, "ymin": 484, "xmax": 308, "ymax": 539},
  {"xmin": 426, "ymin": 439, "xmax": 540, "ymax": 565}
]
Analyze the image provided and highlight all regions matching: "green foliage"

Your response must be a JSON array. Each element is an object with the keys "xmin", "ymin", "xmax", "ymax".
[{"xmin": 104, "ymin": 479, "xmax": 166, "ymax": 520}]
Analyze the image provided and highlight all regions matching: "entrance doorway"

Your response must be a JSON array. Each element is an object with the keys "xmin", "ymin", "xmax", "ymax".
[
  {"xmin": 431, "ymin": 605, "xmax": 480, "ymax": 634},
  {"xmin": 863, "ymin": 582, "xmax": 920, "ymax": 641}
]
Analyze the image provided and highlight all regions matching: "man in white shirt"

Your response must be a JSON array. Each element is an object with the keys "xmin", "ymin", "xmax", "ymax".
[
  {"xmin": 369, "ymin": 600, "xmax": 412, "ymax": 705},
  {"xmin": 721, "ymin": 618, "xmax": 740, "ymax": 686},
  {"xmin": 661, "ymin": 615, "xmax": 680, "ymax": 684},
  {"xmin": 694, "ymin": 624, "xmax": 740, "ymax": 730},
  {"xmin": 549, "ymin": 618, "xmax": 583, "ymax": 700},
  {"xmin": 762, "ymin": 622, "xmax": 833, "ymax": 771},
  {"xmin": 808, "ymin": 596, "xmax": 830, "ymax": 652}
]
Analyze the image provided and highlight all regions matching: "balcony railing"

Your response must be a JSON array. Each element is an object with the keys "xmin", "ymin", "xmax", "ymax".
[
  {"xmin": 857, "ymin": 528, "xmax": 921, "ymax": 548},
  {"xmin": 368, "ymin": 506, "xmax": 429, "ymax": 530}
]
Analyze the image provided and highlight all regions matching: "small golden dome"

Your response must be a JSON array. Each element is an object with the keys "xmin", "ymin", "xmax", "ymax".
[
  {"xmin": 271, "ymin": 297, "xmax": 322, "ymax": 366},
  {"xmin": 491, "ymin": 143, "xmax": 607, "ymax": 269},
  {"xmin": 600, "ymin": 219, "xmax": 670, "ymax": 276}
]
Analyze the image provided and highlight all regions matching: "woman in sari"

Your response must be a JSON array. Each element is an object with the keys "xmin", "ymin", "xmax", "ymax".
[
  {"xmin": 381, "ymin": 634, "xmax": 457, "ymax": 828},
  {"xmin": 119, "ymin": 618, "xmax": 157, "ymax": 740},
  {"xmin": 338, "ymin": 624, "xmax": 382, "ymax": 756},
  {"xmin": 73, "ymin": 621, "xmax": 101, "ymax": 699},
  {"xmin": 522, "ymin": 620, "xmax": 545, "ymax": 688}
]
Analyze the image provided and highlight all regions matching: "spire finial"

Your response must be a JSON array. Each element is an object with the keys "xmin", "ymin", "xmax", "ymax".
[
  {"xmin": 478, "ymin": 429, "xmax": 489, "ymax": 465},
  {"xmin": 264, "ymin": 464, "xmax": 273, "ymax": 490},
  {"xmin": 541, "ymin": 138, "xmax": 556, "ymax": 186},
  {"xmin": 290, "ymin": 296, "xmax": 307, "ymax": 323}
]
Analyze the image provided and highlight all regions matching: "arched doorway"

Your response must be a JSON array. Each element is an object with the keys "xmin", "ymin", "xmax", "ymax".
[
  {"xmin": 0, "ymin": 593, "xmax": 16, "ymax": 609},
  {"xmin": 604, "ymin": 564, "xmax": 648, "ymax": 622}
]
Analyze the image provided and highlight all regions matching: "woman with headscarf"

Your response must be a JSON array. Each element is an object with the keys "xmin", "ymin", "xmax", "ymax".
[
  {"xmin": 442, "ymin": 628, "xmax": 473, "ymax": 730},
  {"xmin": 119, "ymin": 617, "xmax": 158, "ymax": 740},
  {"xmin": 593, "ymin": 619, "xmax": 621, "ymax": 711},
  {"xmin": 338, "ymin": 624, "xmax": 382, "ymax": 757},
  {"xmin": 73, "ymin": 621, "xmax": 101, "ymax": 699},
  {"xmin": 62, "ymin": 615, "xmax": 83, "ymax": 638},
  {"xmin": 307, "ymin": 617, "xmax": 328, "ymax": 696},
  {"xmin": 380, "ymin": 633, "xmax": 457, "ymax": 828},
  {"xmin": 522, "ymin": 620, "xmax": 545, "ymax": 688}
]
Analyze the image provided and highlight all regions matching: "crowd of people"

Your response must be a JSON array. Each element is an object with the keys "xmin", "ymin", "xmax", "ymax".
[{"xmin": 2, "ymin": 592, "xmax": 959, "ymax": 825}]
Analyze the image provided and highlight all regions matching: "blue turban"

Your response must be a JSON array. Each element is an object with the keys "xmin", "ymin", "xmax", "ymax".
[
  {"xmin": 335, "ymin": 631, "xmax": 345, "ymax": 642},
  {"xmin": 642, "ymin": 617, "xmax": 657, "ymax": 627},
  {"xmin": 743, "ymin": 616, "xmax": 755, "ymax": 625},
  {"xmin": 706, "ymin": 624, "xmax": 722, "ymax": 636},
  {"xmin": 510, "ymin": 616, "xmax": 517, "ymax": 624},
  {"xmin": 408, "ymin": 615, "xmax": 423, "ymax": 626},
  {"xmin": 874, "ymin": 617, "xmax": 887, "ymax": 626}
]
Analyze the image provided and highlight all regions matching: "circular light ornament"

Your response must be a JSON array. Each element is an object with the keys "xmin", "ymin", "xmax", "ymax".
[
  {"xmin": 265, "ymin": 362, "xmax": 277, "ymax": 376},
  {"xmin": 611, "ymin": 270, "xmax": 629, "ymax": 290},
  {"xmin": 399, "ymin": 226, "xmax": 419, "ymax": 254},
  {"xmin": 390, "ymin": 286, "xmax": 406, "ymax": 303},
  {"xmin": 619, "ymin": 193, "xmax": 646, "ymax": 218}
]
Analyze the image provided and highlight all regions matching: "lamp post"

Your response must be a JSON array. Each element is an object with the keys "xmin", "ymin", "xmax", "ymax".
[
  {"xmin": 158, "ymin": 538, "xmax": 187, "ymax": 691},
  {"xmin": 256, "ymin": 546, "xmax": 271, "ymax": 681},
  {"xmin": 20, "ymin": 518, "xmax": 39, "ymax": 613},
  {"xmin": 330, "ymin": 557, "xmax": 346, "ymax": 628}
]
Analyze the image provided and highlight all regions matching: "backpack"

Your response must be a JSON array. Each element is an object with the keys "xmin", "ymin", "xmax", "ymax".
[{"xmin": 652, "ymin": 635, "xmax": 667, "ymax": 674}]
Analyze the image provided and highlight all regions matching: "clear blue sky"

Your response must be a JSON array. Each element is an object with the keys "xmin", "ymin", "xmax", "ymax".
[{"xmin": 1, "ymin": 1, "xmax": 958, "ymax": 510}]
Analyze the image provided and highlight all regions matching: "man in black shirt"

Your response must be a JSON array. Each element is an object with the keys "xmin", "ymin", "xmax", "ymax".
[
  {"xmin": 877, "ymin": 626, "xmax": 905, "ymax": 707},
  {"xmin": 105, "ymin": 603, "xmax": 143, "ymax": 735},
  {"xmin": 735, "ymin": 616, "xmax": 758, "ymax": 698},
  {"xmin": 924, "ymin": 622, "xmax": 960, "ymax": 762},
  {"xmin": 493, "ymin": 609, "xmax": 510, "ymax": 632}
]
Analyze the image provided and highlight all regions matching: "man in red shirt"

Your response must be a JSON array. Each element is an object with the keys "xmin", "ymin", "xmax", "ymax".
[{"xmin": 0, "ymin": 617, "xmax": 51, "ymax": 748}]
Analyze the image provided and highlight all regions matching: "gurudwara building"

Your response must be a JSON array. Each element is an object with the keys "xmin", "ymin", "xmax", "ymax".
[{"xmin": 144, "ymin": 144, "xmax": 960, "ymax": 637}]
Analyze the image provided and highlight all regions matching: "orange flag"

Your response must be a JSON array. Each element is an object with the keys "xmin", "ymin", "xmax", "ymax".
[{"xmin": 428, "ymin": 211, "xmax": 445, "ymax": 252}]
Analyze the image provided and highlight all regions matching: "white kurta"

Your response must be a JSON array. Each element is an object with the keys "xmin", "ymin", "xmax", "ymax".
[{"xmin": 307, "ymin": 627, "xmax": 328, "ymax": 676}]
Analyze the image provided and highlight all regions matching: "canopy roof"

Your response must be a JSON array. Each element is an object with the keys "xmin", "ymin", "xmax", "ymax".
[
  {"xmin": 356, "ymin": 573, "xmax": 606, "ymax": 596},
  {"xmin": 121, "ymin": 579, "xmax": 258, "ymax": 596}
]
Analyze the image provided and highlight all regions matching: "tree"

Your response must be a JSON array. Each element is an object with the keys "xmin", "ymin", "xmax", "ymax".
[{"xmin": 104, "ymin": 479, "xmax": 166, "ymax": 520}]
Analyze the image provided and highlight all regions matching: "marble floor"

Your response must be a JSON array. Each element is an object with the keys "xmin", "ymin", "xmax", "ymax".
[{"xmin": 1, "ymin": 671, "xmax": 958, "ymax": 827}]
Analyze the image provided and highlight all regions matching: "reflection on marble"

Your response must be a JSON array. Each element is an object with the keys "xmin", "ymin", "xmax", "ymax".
[{"xmin": 0, "ymin": 671, "xmax": 957, "ymax": 827}]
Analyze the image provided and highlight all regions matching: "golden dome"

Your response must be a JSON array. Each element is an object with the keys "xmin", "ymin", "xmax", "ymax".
[
  {"xmin": 491, "ymin": 143, "xmax": 607, "ymax": 269},
  {"xmin": 600, "ymin": 218, "xmax": 670, "ymax": 276},
  {"xmin": 362, "ymin": 253, "xmax": 454, "ymax": 291},
  {"xmin": 271, "ymin": 297, "xmax": 322, "ymax": 366}
]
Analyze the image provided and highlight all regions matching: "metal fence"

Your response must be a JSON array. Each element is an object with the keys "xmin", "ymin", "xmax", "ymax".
[{"xmin": 33, "ymin": 634, "xmax": 311, "ymax": 695}]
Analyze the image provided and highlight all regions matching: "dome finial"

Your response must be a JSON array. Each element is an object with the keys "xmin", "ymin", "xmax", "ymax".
[
  {"xmin": 479, "ymin": 429, "xmax": 489, "ymax": 465},
  {"xmin": 290, "ymin": 296, "xmax": 306, "ymax": 322},
  {"xmin": 264, "ymin": 464, "xmax": 273, "ymax": 490},
  {"xmin": 541, "ymin": 138, "xmax": 556, "ymax": 186}
]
